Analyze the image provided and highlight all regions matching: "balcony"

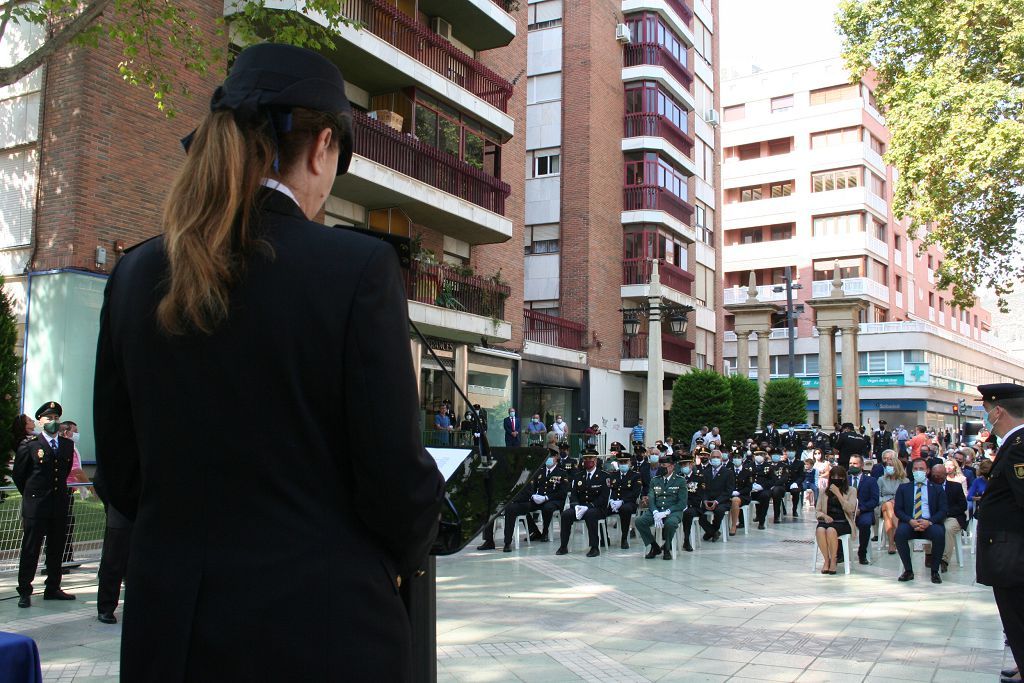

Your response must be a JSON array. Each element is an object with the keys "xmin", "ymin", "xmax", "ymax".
[
  {"xmin": 622, "ymin": 257, "xmax": 694, "ymax": 295},
  {"xmin": 405, "ymin": 263, "xmax": 512, "ymax": 343},
  {"xmin": 334, "ymin": 110, "xmax": 512, "ymax": 245},
  {"xmin": 623, "ymin": 43, "xmax": 694, "ymax": 92},
  {"xmin": 524, "ymin": 309, "xmax": 587, "ymax": 351},
  {"xmin": 723, "ymin": 284, "xmax": 788, "ymax": 305},
  {"xmin": 414, "ymin": 0, "xmax": 516, "ymax": 50},
  {"xmin": 806, "ymin": 187, "xmax": 888, "ymax": 221},
  {"xmin": 621, "ymin": 332, "xmax": 694, "ymax": 366},
  {"xmin": 808, "ymin": 232, "xmax": 889, "ymax": 261},
  {"xmin": 722, "ymin": 195, "xmax": 799, "ymax": 230},
  {"xmin": 811, "ymin": 277, "xmax": 890, "ymax": 303},
  {"xmin": 623, "ymin": 112, "xmax": 695, "ymax": 161},
  {"xmin": 624, "ymin": 185, "xmax": 694, "ymax": 226},
  {"xmin": 723, "ymin": 240, "xmax": 797, "ymax": 271}
]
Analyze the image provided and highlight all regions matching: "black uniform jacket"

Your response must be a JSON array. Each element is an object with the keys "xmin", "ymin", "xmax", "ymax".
[
  {"xmin": 976, "ymin": 427, "xmax": 1024, "ymax": 587},
  {"xmin": 836, "ymin": 431, "xmax": 868, "ymax": 468},
  {"xmin": 609, "ymin": 470, "xmax": 642, "ymax": 506},
  {"xmin": 702, "ymin": 465, "xmax": 735, "ymax": 506},
  {"xmin": 527, "ymin": 465, "xmax": 570, "ymax": 505},
  {"xmin": 732, "ymin": 465, "xmax": 753, "ymax": 497},
  {"xmin": 569, "ymin": 469, "xmax": 610, "ymax": 510},
  {"xmin": 93, "ymin": 190, "xmax": 445, "ymax": 682},
  {"xmin": 13, "ymin": 434, "xmax": 73, "ymax": 519}
]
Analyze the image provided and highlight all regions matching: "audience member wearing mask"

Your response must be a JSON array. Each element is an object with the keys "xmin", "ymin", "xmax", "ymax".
[
  {"xmin": 876, "ymin": 451, "xmax": 908, "ymax": 554},
  {"xmin": 814, "ymin": 464, "xmax": 857, "ymax": 575}
]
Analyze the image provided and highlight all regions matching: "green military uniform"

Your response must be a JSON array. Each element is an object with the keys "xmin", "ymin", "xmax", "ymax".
[{"xmin": 636, "ymin": 468, "xmax": 688, "ymax": 553}]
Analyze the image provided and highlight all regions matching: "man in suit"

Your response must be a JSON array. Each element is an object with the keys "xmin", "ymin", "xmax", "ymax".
[
  {"xmin": 93, "ymin": 470, "xmax": 132, "ymax": 624},
  {"xmin": 92, "ymin": 44, "xmax": 445, "ymax": 682},
  {"xmin": 12, "ymin": 401, "xmax": 77, "ymax": 607},
  {"xmin": 698, "ymin": 450, "xmax": 734, "ymax": 542},
  {"xmin": 894, "ymin": 458, "xmax": 948, "ymax": 584},
  {"xmin": 930, "ymin": 463, "xmax": 967, "ymax": 573},
  {"xmin": 973, "ymin": 384, "xmax": 1024, "ymax": 683},
  {"xmin": 848, "ymin": 455, "xmax": 880, "ymax": 566},
  {"xmin": 557, "ymin": 452, "xmax": 610, "ymax": 557},
  {"xmin": 503, "ymin": 408, "xmax": 521, "ymax": 448}
]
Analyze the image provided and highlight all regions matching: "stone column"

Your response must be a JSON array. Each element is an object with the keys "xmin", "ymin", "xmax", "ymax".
[
  {"xmin": 841, "ymin": 326, "xmax": 860, "ymax": 426},
  {"xmin": 818, "ymin": 326, "xmax": 836, "ymax": 428},
  {"xmin": 755, "ymin": 329, "xmax": 771, "ymax": 396},
  {"xmin": 453, "ymin": 343, "xmax": 470, "ymax": 420},
  {"xmin": 645, "ymin": 261, "xmax": 665, "ymax": 440},
  {"xmin": 736, "ymin": 331, "xmax": 750, "ymax": 379},
  {"xmin": 410, "ymin": 338, "xmax": 423, "ymax": 401}
]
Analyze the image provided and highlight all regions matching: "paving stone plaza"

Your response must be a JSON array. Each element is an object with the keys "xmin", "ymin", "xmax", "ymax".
[{"xmin": 0, "ymin": 510, "xmax": 1011, "ymax": 682}]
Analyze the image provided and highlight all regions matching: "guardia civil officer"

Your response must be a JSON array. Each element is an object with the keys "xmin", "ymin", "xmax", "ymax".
[
  {"xmin": 608, "ymin": 455, "xmax": 642, "ymax": 549},
  {"xmin": 636, "ymin": 455, "xmax": 687, "ymax": 560},
  {"xmin": 974, "ymin": 384, "xmax": 1024, "ymax": 683},
  {"xmin": 12, "ymin": 401, "xmax": 75, "ymax": 607},
  {"xmin": 556, "ymin": 452, "xmax": 610, "ymax": 557},
  {"xmin": 92, "ymin": 44, "xmax": 444, "ymax": 681}
]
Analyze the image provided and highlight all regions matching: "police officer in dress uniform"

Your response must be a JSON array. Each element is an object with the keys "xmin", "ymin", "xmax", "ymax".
[
  {"xmin": 767, "ymin": 449, "xmax": 791, "ymax": 522},
  {"xmin": 750, "ymin": 450, "xmax": 779, "ymax": 529},
  {"xmin": 479, "ymin": 446, "xmax": 569, "ymax": 551},
  {"xmin": 974, "ymin": 384, "xmax": 1024, "ymax": 683},
  {"xmin": 786, "ymin": 450, "xmax": 805, "ymax": 517},
  {"xmin": 811, "ymin": 424, "xmax": 832, "ymax": 453},
  {"xmin": 607, "ymin": 455, "xmax": 642, "ymax": 549},
  {"xmin": 636, "ymin": 455, "xmax": 687, "ymax": 560},
  {"xmin": 680, "ymin": 457, "xmax": 705, "ymax": 551},
  {"xmin": 873, "ymin": 420, "xmax": 894, "ymax": 457},
  {"xmin": 835, "ymin": 422, "xmax": 867, "ymax": 469},
  {"xmin": 12, "ymin": 402, "xmax": 76, "ymax": 607},
  {"xmin": 556, "ymin": 452, "xmax": 610, "ymax": 557},
  {"xmin": 729, "ymin": 449, "xmax": 754, "ymax": 535}
]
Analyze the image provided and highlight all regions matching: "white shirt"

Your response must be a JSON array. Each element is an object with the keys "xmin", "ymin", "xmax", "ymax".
[{"xmin": 261, "ymin": 178, "xmax": 299, "ymax": 206}]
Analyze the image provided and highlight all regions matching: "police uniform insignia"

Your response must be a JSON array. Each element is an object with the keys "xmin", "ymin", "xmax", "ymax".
[{"xmin": 1014, "ymin": 463, "xmax": 1024, "ymax": 480}]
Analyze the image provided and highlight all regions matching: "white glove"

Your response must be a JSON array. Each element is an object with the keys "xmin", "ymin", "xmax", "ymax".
[
  {"xmin": 575, "ymin": 505, "xmax": 587, "ymax": 520},
  {"xmin": 752, "ymin": 483, "xmax": 763, "ymax": 492},
  {"xmin": 732, "ymin": 490, "xmax": 740, "ymax": 497},
  {"xmin": 654, "ymin": 516, "xmax": 664, "ymax": 529},
  {"xmin": 790, "ymin": 483, "xmax": 798, "ymax": 490},
  {"xmin": 531, "ymin": 494, "xmax": 545, "ymax": 504}
]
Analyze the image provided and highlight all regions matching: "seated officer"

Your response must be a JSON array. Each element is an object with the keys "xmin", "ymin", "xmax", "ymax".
[
  {"xmin": 478, "ymin": 446, "xmax": 568, "ymax": 552},
  {"xmin": 750, "ymin": 450, "xmax": 778, "ymax": 530},
  {"xmin": 699, "ymin": 450, "xmax": 735, "ymax": 542},
  {"xmin": 786, "ymin": 450, "xmax": 805, "ymax": 517},
  {"xmin": 680, "ymin": 458, "xmax": 704, "ymax": 552},
  {"xmin": 557, "ymin": 452, "xmax": 609, "ymax": 557},
  {"xmin": 636, "ymin": 455, "xmax": 687, "ymax": 560},
  {"xmin": 607, "ymin": 455, "xmax": 642, "ymax": 549},
  {"xmin": 768, "ymin": 448, "xmax": 791, "ymax": 523},
  {"xmin": 728, "ymin": 449, "xmax": 754, "ymax": 535}
]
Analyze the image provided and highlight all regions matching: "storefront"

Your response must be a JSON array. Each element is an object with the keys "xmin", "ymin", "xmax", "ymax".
[{"xmin": 519, "ymin": 360, "xmax": 587, "ymax": 438}]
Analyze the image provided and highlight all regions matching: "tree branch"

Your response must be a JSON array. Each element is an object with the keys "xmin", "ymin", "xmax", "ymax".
[
  {"xmin": 0, "ymin": 0, "xmax": 115, "ymax": 88},
  {"xmin": 0, "ymin": 3, "xmax": 16, "ymax": 48}
]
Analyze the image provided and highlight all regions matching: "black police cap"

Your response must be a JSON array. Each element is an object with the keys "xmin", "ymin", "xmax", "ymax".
[
  {"xmin": 977, "ymin": 383, "xmax": 1024, "ymax": 402},
  {"xmin": 35, "ymin": 401, "xmax": 62, "ymax": 420}
]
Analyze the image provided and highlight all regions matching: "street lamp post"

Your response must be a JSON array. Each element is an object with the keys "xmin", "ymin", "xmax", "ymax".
[{"xmin": 772, "ymin": 266, "xmax": 802, "ymax": 378}]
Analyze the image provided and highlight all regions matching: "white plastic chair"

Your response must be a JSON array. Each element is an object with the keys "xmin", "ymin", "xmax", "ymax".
[
  {"xmin": 494, "ymin": 515, "xmax": 532, "ymax": 549},
  {"xmin": 811, "ymin": 534, "xmax": 852, "ymax": 575}
]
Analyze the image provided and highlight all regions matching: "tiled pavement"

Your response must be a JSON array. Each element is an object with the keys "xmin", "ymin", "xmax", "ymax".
[{"xmin": 0, "ymin": 508, "xmax": 1014, "ymax": 681}]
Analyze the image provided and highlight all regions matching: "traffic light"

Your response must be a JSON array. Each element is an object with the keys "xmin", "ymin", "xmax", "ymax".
[{"xmin": 952, "ymin": 404, "xmax": 959, "ymax": 415}]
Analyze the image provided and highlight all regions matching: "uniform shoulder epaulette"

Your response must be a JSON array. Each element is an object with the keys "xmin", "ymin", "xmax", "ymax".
[{"xmin": 20, "ymin": 435, "xmax": 34, "ymax": 444}]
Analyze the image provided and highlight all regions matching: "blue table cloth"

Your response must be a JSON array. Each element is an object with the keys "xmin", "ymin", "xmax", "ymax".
[{"xmin": 0, "ymin": 632, "xmax": 42, "ymax": 683}]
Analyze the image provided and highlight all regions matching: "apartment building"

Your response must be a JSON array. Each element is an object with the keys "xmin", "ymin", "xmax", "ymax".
[
  {"xmin": 720, "ymin": 59, "xmax": 1024, "ymax": 429},
  {"xmin": 0, "ymin": 0, "xmax": 526, "ymax": 458},
  {"xmin": 519, "ymin": 0, "xmax": 722, "ymax": 445}
]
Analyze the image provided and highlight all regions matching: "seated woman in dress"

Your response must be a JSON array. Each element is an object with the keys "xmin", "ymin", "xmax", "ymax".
[
  {"xmin": 876, "ymin": 450, "xmax": 908, "ymax": 554},
  {"xmin": 814, "ymin": 464, "xmax": 858, "ymax": 574}
]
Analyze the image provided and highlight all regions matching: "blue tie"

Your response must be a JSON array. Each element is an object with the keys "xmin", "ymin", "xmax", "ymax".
[{"xmin": 50, "ymin": 439, "xmax": 57, "ymax": 451}]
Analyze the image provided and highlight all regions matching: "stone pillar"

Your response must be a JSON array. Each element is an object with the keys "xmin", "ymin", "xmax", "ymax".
[
  {"xmin": 410, "ymin": 338, "xmax": 423, "ymax": 401},
  {"xmin": 453, "ymin": 343, "xmax": 470, "ymax": 419},
  {"xmin": 645, "ymin": 261, "xmax": 665, "ymax": 440},
  {"xmin": 817, "ymin": 326, "xmax": 836, "ymax": 428},
  {"xmin": 841, "ymin": 326, "xmax": 860, "ymax": 426},
  {"xmin": 755, "ymin": 329, "xmax": 771, "ymax": 395},
  {"xmin": 736, "ymin": 331, "xmax": 750, "ymax": 380}
]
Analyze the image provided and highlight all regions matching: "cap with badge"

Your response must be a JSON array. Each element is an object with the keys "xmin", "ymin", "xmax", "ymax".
[
  {"xmin": 977, "ymin": 383, "xmax": 1024, "ymax": 402},
  {"xmin": 658, "ymin": 455, "xmax": 673, "ymax": 465},
  {"xmin": 35, "ymin": 401, "xmax": 62, "ymax": 420}
]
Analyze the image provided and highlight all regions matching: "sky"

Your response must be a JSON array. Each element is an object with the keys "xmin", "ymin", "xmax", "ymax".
[{"xmin": 719, "ymin": 0, "xmax": 845, "ymax": 78}]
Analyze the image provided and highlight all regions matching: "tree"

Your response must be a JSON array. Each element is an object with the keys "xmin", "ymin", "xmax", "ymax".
[
  {"xmin": 669, "ymin": 369, "xmax": 731, "ymax": 447},
  {"xmin": 0, "ymin": 276, "xmax": 20, "ymax": 487},
  {"xmin": 836, "ymin": 0, "xmax": 1024, "ymax": 310},
  {"xmin": 726, "ymin": 374, "xmax": 759, "ymax": 443},
  {"xmin": 760, "ymin": 379, "xmax": 808, "ymax": 428},
  {"xmin": 0, "ymin": 1, "xmax": 357, "ymax": 115}
]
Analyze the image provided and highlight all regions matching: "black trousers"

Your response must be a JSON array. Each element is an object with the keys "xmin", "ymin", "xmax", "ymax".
[
  {"xmin": 894, "ymin": 522, "xmax": 944, "ymax": 573},
  {"xmin": 994, "ymin": 586, "xmax": 1024, "ymax": 672},
  {"xmin": 753, "ymin": 488, "xmax": 784, "ymax": 523},
  {"xmin": 97, "ymin": 524, "xmax": 131, "ymax": 614},
  {"xmin": 769, "ymin": 486, "xmax": 787, "ymax": 519},
  {"xmin": 682, "ymin": 504, "xmax": 701, "ymax": 542},
  {"xmin": 559, "ymin": 507, "xmax": 603, "ymax": 550},
  {"xmin": 61, "ymin": 492, "xmax": 76, "ymax": 563},
  {"xmin": 18, "ymin": 515, "xmax": 67, "ymax": 596},
  {"xmin": 698, "ymin": 502, "xmax": 727, "ymax": 537},
  {"xmin": 788, "ymin": 486, "xmax": 802, "ymax": 515},
  {"xmin": 609, "ymin": 502, "xmax": 637, "ymax": 542},
  {"xmin": 856, "ymin": 523, "xmax": 872, "ymax": 559},
  {"xmin": 485, "ymin": 499, "xmax": 561, "ymax": 545}
]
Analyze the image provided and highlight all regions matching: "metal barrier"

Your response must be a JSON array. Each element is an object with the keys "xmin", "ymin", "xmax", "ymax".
[{"xmin": 0, "ymin": 483, "xmax": 106, "ymax": 574}]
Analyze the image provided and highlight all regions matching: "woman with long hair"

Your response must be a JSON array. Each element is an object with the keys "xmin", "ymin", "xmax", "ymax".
[
  {"xmin": 877, "ymin": 450, "xmax": 907, "ymax": 554},
  {"xmin": 93, "ymin": 44, "xmax": 444, "ymax": 681},
  {"xmin": 814, "ymin": 464, "xmax": 858, "ymax": 574}
]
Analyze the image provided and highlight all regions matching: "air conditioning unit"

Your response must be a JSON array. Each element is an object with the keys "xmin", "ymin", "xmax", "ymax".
[
  {"xmin": 615, "ymin": 23, "xmax": 631, "ymax": 44},
  {"xmin": 431, "ymin": 16, "xmax": 452, "ymax": 42},
  {"xmin": 705, "ymin": 108, "xmax": 720, "ymax": 127}
]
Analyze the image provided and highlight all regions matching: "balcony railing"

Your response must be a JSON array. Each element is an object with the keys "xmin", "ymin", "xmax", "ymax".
[
  {"xmin": 524, "ymin": 309, "xmax": 587, "ymax": 351},
  {"xmin": 624, "ymin": 112, "xmax": 694, "ymax": 158},
  {"xmin": 665, "ymin": 0, "xmax": 695, "ymax": 28},
  {"xmin": 353, "ymin": 110, "xmax": 510, "ymax": 214},
  {"xmin": 623, "ymin": 42, "xmax": 694, "ymax": 91},
  {"xmin": 623, "ymin": 184, "xmax": 695, "ymax": 225},
  {"xmin": 723, "ymin": 284, "xmax": 789, "ymax": 305},
  {"xmin": 621, "ymin": 332, "xmax": 694, "ymax": 365},
  {"xmin": 622, "ymin": 257, "xmax": 694, "ymax": 295},
  {"xmin": 404, "ymin": 261, "xmax": 510, "ymax": 319},
  {"xmin": 340, "ymin": 0, "xmax": 513, "ymax": 111},
  {"xmin": 811, "ymin": 277, "xmax": 889, "ymax": 302}
]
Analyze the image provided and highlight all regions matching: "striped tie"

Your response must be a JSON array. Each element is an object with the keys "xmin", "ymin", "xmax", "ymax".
[{"xmin": 913, "ymin": 483, "xmax": 923, "ymax": 519}]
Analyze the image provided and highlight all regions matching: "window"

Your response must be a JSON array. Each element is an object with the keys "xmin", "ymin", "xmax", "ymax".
[
  {"xmin": 740, "ymin": 228, "xmax": 763, "ymax": 244},
  {"xmin": 533, "ymin": 152, "xmax": 560, "ymax": 177},
  {"xmin": 694, "ymin": 201, "xmax": 714, "ymax": 245},
  {"xmin": 894, "ymin": 234, "xmax": 902, "ymax": 251},
  {"xmin": 739, "ymin": 186, "xmax": 762, "ymax": 202},
  {"xmin": 528, "ymin": 0, "xmax": 563, "ymax": 30},
  {"xmin": 869, "ymin": 134, "xmax": 885, "ymax": 155},
  {"xmin": 770, "ymin": 224, "xmax": 793, "ymax": 241},
  {"xmin": 767, "ymin": 138, "xmax": 792, "ymax": 156},
  {"xmin": 693, "ymin": 20, "xmax": 713, "ymax": 65},
  {"xmin": 812, "ymin": 213, "xmax": 864, "ymax": 236},
  {"xmin": 810, "ymin": 126, "xmax": 860, "ymax": 149},
  {"xmin": 738, "ymin": 143, "xmax": 760, "ymax": 161},
  {"xmin": 624, "ymin": 81, "xmax": 688, "ymax": 133},
  {"xmin": 723, "ymin": 105, "xmax": 745, "ymax": 122},
  {"xmin": 928, "ymin": 292, "xmax": 935, "ymax": 307},
  {"xmin": 699, "ymin": 140, "xmax": 714, "ymax": 181},
  {"xmin": 927, "ymin": 254, "xmax": 934, "ymax": 269},
  {"xmin": 624, "ymin": 152, "xmax": 689, "ymax": 201},
  {"xmin": 626, "ymin": 13, "xmax": 689, "ymax": 68},
  {"xmin": 771, "ymin": 94, "xmax": 794, "ymax": 113},
  {"xmin": 812, "ymin": 167, "xmax": 861, "ymax": 192},
  {"xmin": 524, "ymin": 224, "xmax": 560, "ymax": 255},
  {"xmin": 938, "ymin": 296, "xmax": 944, "ymax": 312},
  {"xmin": 623, "ymin": 391, "xmax": 641, "ymax": 427},
  {"xmin": 873, "ymin": 220, "xmax": 887, "ymax": 241},
  {"xmin": 869, "ymin": 172, "xmax": 885, "ymax": 197},
  {"xmin": 871, "ymin": 259, "xmax": 888, "ymax": 284},
  {"xmin": 414, "ymin": 93, "xmax": 502, "ymax": 176},
  {"xmin": 895, "ymin": 274, "xmax": 903, "ymax": 293},
  {"xmin": 770, "ymin": 181, "xmax": 793, "ymax": 198},
  {"xmin": 814, "ymin": 257, "xmax": 863, "ymax": 280},
  {"xmin": 527, "ymin": 73, "xmax": 562, "ymax": 104},
  {"xmin": 809, "ymin": 83, "xmax": 859, "ymax": 105}
]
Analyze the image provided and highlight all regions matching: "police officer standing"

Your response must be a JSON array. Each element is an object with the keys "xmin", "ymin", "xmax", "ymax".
[
  {"xmin": 607, "ymin": 455, "xmax": 642, "ymax": 549},
  {"xmin": 556, "ymin": 452, "xmax": 610, "ymax": 557},
  {"xmin": 873, "ymin": 419, "xmax": 894, "ymax": 457},
  {"xmin": 974, "ymin": 384, "xmax": 1024, "ymax": 683},
  {"xmin": 12, "ymin": 402, "xmax": 76, "ymax": 607},
  {"xmin": 835, "ymin": 422, "xmax": 867, "ymax": 469},
  {"xmin": 811, "ymin": 424, "xmax": 831, "ymax": 453},
  {"xmin": 636, "ymin": 455, "xmax": 687, "ymax": 560}
]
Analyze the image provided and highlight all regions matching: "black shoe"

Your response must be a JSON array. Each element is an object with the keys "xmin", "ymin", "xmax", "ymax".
[
  {"xmin": 728, "ymin": 531, "xmax": 736, "ymax": 537},
  {"xmin": 17, "ymin": 595, "xmax": 30, "ymax": 608},
  {"xmin": 940, "ymin": 560, "xmax": 949, "ymax": 573},
  {"xmin": 702, "ymin": 533, "xmax": 712, "ymax": 541},
  {"xmin": 586, "ymin": 547, "xmax": 600, "ymax": 558},
  {"xmin": 529, "ymin": 531, "xmax": 543, "ymax": 541},
  {"xmin": 97, "ymin": 612, "xmax": 117, "ymax": 624},
  {"xmin": 871, "ymin": 535, "xmax": 879, "ymax": 542},
  {"xmin": 1000, "ymin": 667, "xmax": 1018, "ymax": 678},
  {"xmin": 63, "ymin": 562, "xmax": 82, "ymax": 569},
  {"xmin": 898, "ymin": 570, "xmax": 914, "ymax": 582},
  {"xmin": 931, "ymin": 572, "xmax": 942, "ymax": 584},
  {"xmin": 757, "ymin": 522, "xmax": 766, "ymax": 530},
  {"xmin": 620, "ymin": 540, "xmax": 629, "ymax": 550},
  {"xmin": 662, "ymin": 548, "xmax": 672, "ymax": 560},
  {"xmin": 682, "ymin": 541, "xmax": 693, "ymax": 552},
  {"xmin": 792, "ymin": 511, "xmax": 798, "ymax": 518},
  {"xmin": 773, "ymin": 517, "xmax": 781, "ymax": 524},
  {"xmin": 555, "ymin": 546, "xmax": 568, "ymax": 556},
  {"xmin": 858, "ymin": 556, "xmax": 869, "ymax": 565},
  {"xmin": 43, "ymin": 590, "xmax": 75, "ymax": 601},
  {"xmin": 539, "ymin": 534, "xmax": 550, "ymax": 542},
  {"xmin": 502, "ymin": 544, "xmax": 512, "ymax": 553},
  {"xmin": 712, "ymin": 531, "xmax": 722, "ymax": 542},
  {"xmin": 476, "ymin": 541, "xmax": 496, "ymax": 551},
  {"xmin": 644, "ymin": 545, "xmax": 661, "ymax": 559}
]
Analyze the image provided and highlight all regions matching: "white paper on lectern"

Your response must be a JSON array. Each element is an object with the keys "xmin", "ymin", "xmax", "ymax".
[{"xmin": 426, "ymin": 448, "xmax": 472, "ymax": 481}]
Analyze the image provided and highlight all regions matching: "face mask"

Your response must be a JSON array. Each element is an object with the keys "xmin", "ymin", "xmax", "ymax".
[
  {"xmin": 680, "ymin": 466, "xmax": 691, "ymax": 476},
  {"xmin": 545, "ymin": 457, "xmax": 554, "ymax": 467},
  {"xmin": 649, "ymin": 455, "xmax": 659, "ymax": 464},
  {"xmin": 732, "ymin": 458, "xmax": 742, "ymax": 467},
  {"xmin": 771, "ymin": 454, "xmax": 781, "ymax": 463},
  {"xmin": 71, "ymin": 433, "xmax": 81, "ymax": 443},
  {"xmin": 884, "ymin": 465, "xmax": 895, "ymax": 476},
  {"xmin": 983, "ymin": 408, "xmax": 994, "ymax": 433},
  {"xmin": 848, "ymin": 466, "xmax": 861, "ymax": 475},
  {"xmin": 619, "ymin": 464, "xmax": 630, "ymax": 473},
  {"xmin": 556, "ymin": 419, "xmax": 563, "ymax": 424},
  {"xmin": 42, "ymin": 421, "xmax": 60, "ymax": 436},
  {"xmin": 710, "ymin": 458, "xmax": 722, "ymax": 468},
  {"xmin": 754, "ymin": 456, "xmax": 764, "ymax": 465},
  {"xmin": 532, "ymin": 418, "xmax": 538, "ymax": 423},
  {"xmin": 912, "ymin": 470, "xmax": 927, "ymax": 484}
]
